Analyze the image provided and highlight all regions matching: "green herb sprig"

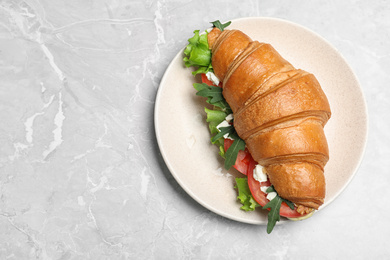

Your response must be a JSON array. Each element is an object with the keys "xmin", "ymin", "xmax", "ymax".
[
  {"xmin": 223, "ymin": 132, "xmax": 246, "ymax": 170},
  {"xmin": 263, "ymin": 186, "xmax": 295, "ymax": 234},
  {"xmin": 193, "ymin": 83, "xmax": 231, "ymax": 111},
  {"xmin": 211, "ymin": 20, "xmax": 232, "ymax": 31}
]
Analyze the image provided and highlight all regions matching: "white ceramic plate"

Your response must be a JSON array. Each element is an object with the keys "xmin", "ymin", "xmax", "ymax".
[{"xmin": 154, "ymin": 17, "xmax": 368, "ymax": 224}]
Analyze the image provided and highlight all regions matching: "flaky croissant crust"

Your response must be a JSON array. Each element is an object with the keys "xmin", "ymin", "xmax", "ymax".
[{"xmin": 208, "ymin": 28, "xmax": 331, "ymax": 210}]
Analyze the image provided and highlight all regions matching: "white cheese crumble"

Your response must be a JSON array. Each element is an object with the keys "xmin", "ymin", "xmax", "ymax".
[
  {"xmin": 266, "ymin": 192, "xmax": 277, "ymax": 201},
  {"xmin": 206, "ymin": 71, "xmax": 220, "ymax": 86},
  {"xmin": 260, "ymin": 186, "xmax": 269, "ymax": 193},
  {"xmin": 225, "ymin": 113, "xmax": 233, "ymax": 122},
  {"xmin": 253, "ymin": 164, "xmax": 267, "ymax": 183}
]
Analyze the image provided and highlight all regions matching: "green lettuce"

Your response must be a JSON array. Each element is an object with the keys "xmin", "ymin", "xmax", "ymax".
[
  {"xmin": 204, "ymin": 108, "xmax": 226, "ymax": 158},
  {"xmin": 235, "ymin": 178, "xmax": 260, "ymax": 211},
  {"xmin": 205, "ymin": 108, "xmax": 227, "ymax": 135},
  {"xmin": 183, "ymin": 30, "xmax": 213, "ymax": 75},
  {"xmin": 183, "ymin": 20, "xmax": 232, "ymax": 75}
]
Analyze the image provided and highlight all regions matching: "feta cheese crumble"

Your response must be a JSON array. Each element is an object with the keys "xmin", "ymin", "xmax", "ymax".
[
  {"xmin": 266, "ymin": 192, "xmax": 277, "ymax": 201},
  {"xmin": 225, "ymin": 113, "xmax": 233, "ymax": 122},
  {"xmin": 260, "ymin": 186, "xmax": 269, "ymax": 193},
  {"xmin": 206, "ymin": 71, "xmax": 220, "ymax": 86},
  {"xmin": 253, "ymin": 164, "xmax": 267, "ymax": 182}
]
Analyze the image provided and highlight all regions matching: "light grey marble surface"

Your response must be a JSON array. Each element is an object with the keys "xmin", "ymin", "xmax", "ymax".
[{"xmin": 0, "ymin": 0, "xmax": 388, "ymax": 259}]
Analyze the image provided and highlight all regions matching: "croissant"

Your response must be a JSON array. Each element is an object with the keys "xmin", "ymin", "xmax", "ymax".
[{"xmin": 208, "ymin": 28, "xmax": 331, "ymax": 210}]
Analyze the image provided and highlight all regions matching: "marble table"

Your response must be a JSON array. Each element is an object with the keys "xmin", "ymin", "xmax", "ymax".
[{"xmin": 0, "ymin": 0, "xmax": 388, "ymax": 259}]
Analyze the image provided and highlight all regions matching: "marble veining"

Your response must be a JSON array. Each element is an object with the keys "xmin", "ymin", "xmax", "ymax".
[{"xmin": 0, "ymin": 0, "xmax": 389, "ymax": 259}]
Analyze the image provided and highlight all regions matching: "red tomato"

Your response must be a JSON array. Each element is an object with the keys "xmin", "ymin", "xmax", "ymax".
[
  {"xmin": 201, "ymin": 73, "xmax": 222, "ymax": 87},
  {"xmin": 224, "ymin": 138, "xmax": 253, "ymax": 175},
  {"xmin": 247, "ymin": 166, "xmax": 307, "ymax": 218},
  {"xmin": 247, "ymin": 159, "xmax": 270, "ymax": 207},
  {"xmin": 201, "ymin": 73, "xmax": 215, "ymax": 86}
]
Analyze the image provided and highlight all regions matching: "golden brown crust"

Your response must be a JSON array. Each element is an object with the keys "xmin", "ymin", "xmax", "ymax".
[
  {"xmin": 210, "ymin": 28, "xmax": 252, "ymax": 81},
  {"xmin": 265, "ymin": 163, "xmax": 326, "ymax": 210},
  {"xmin": 207, "ymin": 28, "xmax": 331, "ymax": 210},
  {"xmin": 207, "ymin": 27, "xmax": 222, "ymax": 49},
  {"xmin": 246, "ymin": 118, "xmax": 329, "ymax": 168},
  {"xmin": 234, "ymin": 73, "xmax": 331, "ymax": 139},
  {"xmin": 223, "ymin": 43, "xmax": 295, "ymax": 113}
]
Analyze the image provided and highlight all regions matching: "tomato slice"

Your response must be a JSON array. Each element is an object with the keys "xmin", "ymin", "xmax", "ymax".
[
  {"xmin": 224, "ymin": 138, "xmax": 253, "ymax": 175},
  {"xmin": 247, "ymin": 166, "xmax": 307, "ymax": 218},
  {"xmin": 201, "ymin": 73, "xmax": 222, "ymax": 87},
  {"xmin": 201, "ymin": 73, "xmax": 215, "ymax": 86},
  {"xmin": 247, "ymin": 159, "xmax": 270, "ymax": 207}
]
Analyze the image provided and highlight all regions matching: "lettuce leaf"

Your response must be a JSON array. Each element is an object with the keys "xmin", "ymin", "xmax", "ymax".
[
  {"xmin": 204, "ymin": 107, "xmax": 228, "ymax": 159},
  {"xmin": 235, "ymin": 178, "xmax": 260, "ymax": 211},
  {"xmin": 204, "ymin": 107, "xmax": 227, "ymax": 157},
  {"xmin": 183, "ymin": 30, "xmax": 213, "ymax": 75},
  {"xmin": 183, "ymin": 20, "xmax": 232, "ymax": 75},
  {"xmin": 205, "ymin": 108, "xmax": 227, "ymax": 134}
]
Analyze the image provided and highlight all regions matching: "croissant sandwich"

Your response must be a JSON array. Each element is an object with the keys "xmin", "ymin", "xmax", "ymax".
[{"xmin": 184, "ymin": 20, "xmax": 331, "ymax": 233}]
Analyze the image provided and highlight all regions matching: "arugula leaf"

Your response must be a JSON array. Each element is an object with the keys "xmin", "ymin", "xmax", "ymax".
[
  {"xmin": 211, "ymin": 125, "xmax": 234, "ymax": 143},
  {"xmin": 266, "ymin": 186, "xmax": 295, "ymax": 210},
  {"xmin": 263, "ymin": 196, "xmax": 283, "ymax": 234},
  {"xmin": 284, "ymin": 199, "xmax": 295, "ymax": 210},
  {"xmin": 183, "ymin": 30, "xmax": 213, "ymax": 75},
  {"xmin": 224, "ymin": 137, "xmax": 245, "ymax": 170},
  {"xmin": 235, "ymin": 178, "xmax": 260, "ymax": 211},
  {"xmin": 196, "ymin": 84, "xmax": 224, "ymax": 103},
  {"xmin": 263, "ymin": 186, "xmax": 296, "ymax": 233},
  {"xmin": 193, "ymin": 83, "xmax": 231, "ymax": 111},
  {"xmin": 211, "ymin": 20, "xmax": 232, "ymax": 31}
]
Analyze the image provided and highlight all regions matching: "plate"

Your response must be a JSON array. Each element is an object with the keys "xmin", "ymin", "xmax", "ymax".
[{"xmin": 154, "ymin": 17, "xmax": 368, "ymax": 224}]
